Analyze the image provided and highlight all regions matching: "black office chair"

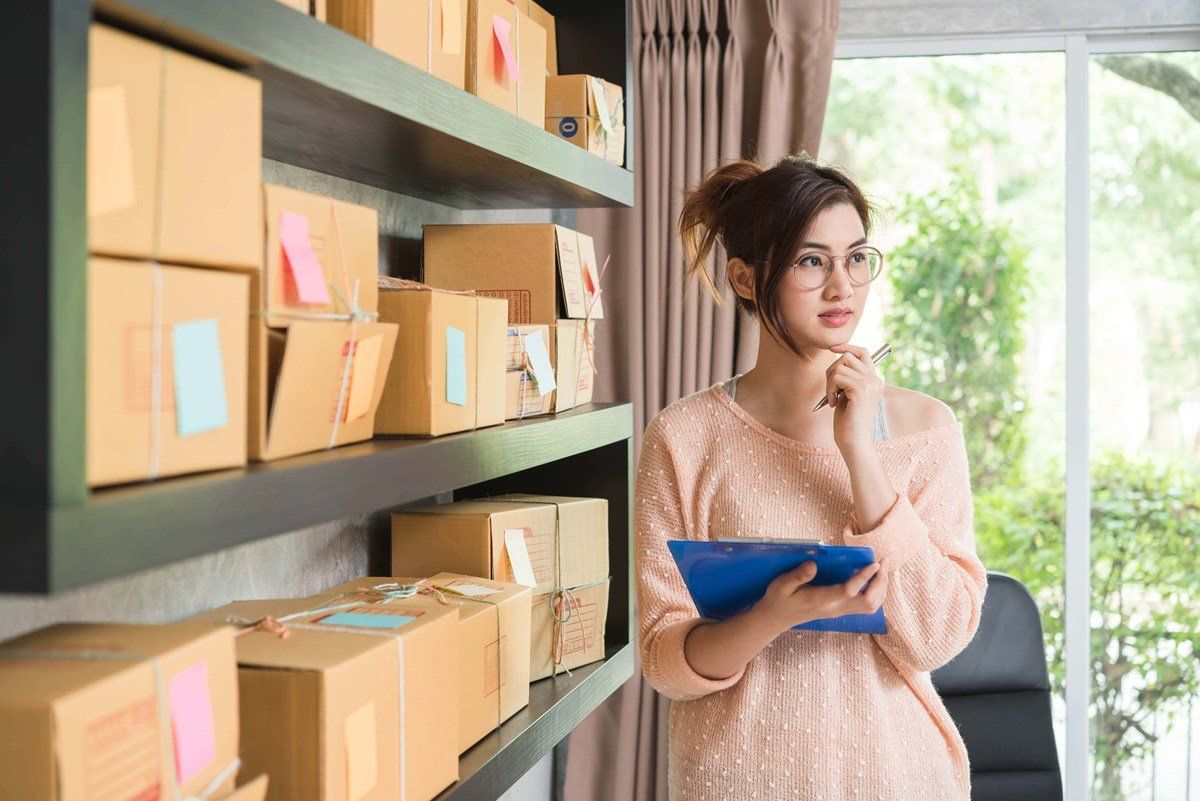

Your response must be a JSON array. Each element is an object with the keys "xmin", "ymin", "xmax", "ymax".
[{"xmin": 931, "ymin": 572, "xmax": 1063, "ymax": 801}]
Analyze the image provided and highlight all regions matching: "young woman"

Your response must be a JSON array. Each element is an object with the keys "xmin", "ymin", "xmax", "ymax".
[{"xmin": 634, "ymin": 154, "xmax": 987, "ymax": 800}]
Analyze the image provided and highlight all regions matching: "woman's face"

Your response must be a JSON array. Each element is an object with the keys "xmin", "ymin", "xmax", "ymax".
[{"xmin": 771, "ymin": 202, "xmax": 869, "ymax": 351}]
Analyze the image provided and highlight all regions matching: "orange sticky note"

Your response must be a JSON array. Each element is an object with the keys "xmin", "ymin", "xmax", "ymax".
[
  {"xmin": 279, "ymin": 211, "xmax": 331, "ymax": 305},
  {"xmin": 344, "ymin": 701, "xmax": 378, "ymax": 801},
  {"xmin": 441, "ymin": 0, "xmax": 463, "ymax": 56},
  {"xmin": 87, "ymin": 85, "xmax": 136, "ymax": 217},
  {"xmin": 491, "ymin": 13, "xmax": 520, "ymax": 84},
  {"xmin": 345, "ymin": 334, "xmax": 383, "ymax": 421}
]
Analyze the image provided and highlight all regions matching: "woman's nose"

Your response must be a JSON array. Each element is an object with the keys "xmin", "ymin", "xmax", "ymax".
[{"xmin": 824, "ymin": 261, "xmax": 855, "ymax": 298}]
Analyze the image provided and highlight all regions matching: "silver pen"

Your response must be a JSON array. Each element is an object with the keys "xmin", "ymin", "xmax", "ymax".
[{"xmin": 812, "ymin": 342, "xmax": 893, "ymax": 412}]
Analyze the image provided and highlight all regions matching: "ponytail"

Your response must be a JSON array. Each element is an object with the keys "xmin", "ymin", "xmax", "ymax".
[{"xmin": 678, "ymin": 159, "xmax": 764, "ymax": 304}]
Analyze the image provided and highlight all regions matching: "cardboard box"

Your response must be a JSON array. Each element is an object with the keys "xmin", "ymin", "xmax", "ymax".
[
  {"xmin": 392, "ymin": 495, "xmax": 608, "ymax": 598},
  {"xmin": 545, "ymin": 74, "xmax": 626, "ymax": 166},
  {"xmin": 317, "ymin": 575, "xmax": 530, "ymax": 754},
  {"xmin": 194, "ymin": 593, "xmax": 459, "ymax": 801},
  {"xmin": 506, "ymin": 369, "xmax": 552, "ymax": 419},
  {"xmin": 466, "ymin": 0, "xmax": 547, "ymax": 125},
  {"xmin": 423, "ymin": 223, "xmax": 604, "ymax": 325},
  {"xmin": 522, "ymin": 0, "xmax": 556, "ymax": 75},
  {"xmin": 530, "ymin": 577, "xmax": 610, "ymax": 680},
  {"xmin": 88, "ymin": 24, "xmax": 262, "ymax": 271},
  {"xmin": 262, "ymin": 184, "xmax": 379, "ymax": 329},
  {"xmin": 88, "ymin": 257, "xmax": 249, "ymax": 487},
  {"xmin": 327, "ymin": 0, "xmax": 466, "ymax": 88},
  {"xmin": 504, "ymin": 323, "xmax": 554, "ymax": 419},
  {"xmin": 0, "ymin": 622, "xmax": 262, "ymax": 801},
  {"xmin": 249, "ymin": 317, "xmax": 399, "ymax": 461},
  {"xmin": 374, "ymin": 280, "xmax": 507, "ymax": 436},
  {"xmin": 552, "ymin": 318, "xmax": 597, "ymax": 413}
]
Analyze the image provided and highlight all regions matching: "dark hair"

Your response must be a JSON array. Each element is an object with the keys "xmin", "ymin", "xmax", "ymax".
[{"xmin": 678, "ymin": 152, "xmax": 879, "ymax": 358}]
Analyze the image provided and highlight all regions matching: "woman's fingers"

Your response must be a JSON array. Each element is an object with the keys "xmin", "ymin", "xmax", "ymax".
[
  {"xmin": 772, "ymin": 560, "xmax": 817, "ymax": 593},
  {"xmin": 841, "ymin": 562, "xmax": 880, "ymax": 597}
]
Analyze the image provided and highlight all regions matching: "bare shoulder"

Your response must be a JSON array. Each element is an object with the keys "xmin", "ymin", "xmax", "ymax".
[{"xmin": 882, "ymin": 386, "xmax": 956, "ymax": 438}]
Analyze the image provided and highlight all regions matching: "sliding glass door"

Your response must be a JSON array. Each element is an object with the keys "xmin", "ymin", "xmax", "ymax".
[
  {"xmin": 826, "ymin": 31, "xmax": 1200, "ymax": 801},
  {"xmin": 1087, "ymin": 46, "xmax": 1200, "ymax": 801}
]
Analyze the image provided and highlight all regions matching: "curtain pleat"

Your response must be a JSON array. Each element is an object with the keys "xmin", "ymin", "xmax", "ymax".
[{"xmin": 566, "ymin": 3, "xmax": 838, "ymax": 796}]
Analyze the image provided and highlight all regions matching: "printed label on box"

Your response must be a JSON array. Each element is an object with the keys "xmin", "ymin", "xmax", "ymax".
[
  {"xmin": 483, "ymin": 634, "xmax": 508, "ymax": 697},
  {"xmin": 85, "ymin": 696, "xmax": 162, "ymax": 801},
  {"xmin": 554, "ymin": 597, "xmax": 599, "ymax": 656},
  {"xmin": 503, "ymin": 528, "xmax": 552, "ymax": 586}
]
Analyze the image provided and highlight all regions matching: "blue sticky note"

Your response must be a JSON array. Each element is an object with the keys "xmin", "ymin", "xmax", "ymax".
[
  {"xmin": 318, "ymin": 612, "xmax": 415, "ymax": 630},
  {"xmin": 445, "ymin": 325, "xmax": 467, "ymax": 406},
  {"xmin": 172, "ymin": 318, "xmax": 228, "ymax": 437}
]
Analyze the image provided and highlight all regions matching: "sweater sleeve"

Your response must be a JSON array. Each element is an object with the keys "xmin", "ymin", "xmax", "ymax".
[
  {"xmin": 842, "ymin": 422, "xmax": 988, "ymax": 673},
  {"xmin": 635, "ymin": 416, "xmax": 747, "ymax": 701}
]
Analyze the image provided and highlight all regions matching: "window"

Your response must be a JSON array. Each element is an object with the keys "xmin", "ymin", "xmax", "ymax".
[{"xmin": 822, "ymin": 34, "xmax": 1200, "ymax": 801}]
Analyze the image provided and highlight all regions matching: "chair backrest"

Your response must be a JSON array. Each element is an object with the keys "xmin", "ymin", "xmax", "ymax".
[{"xmin": 931, "ymin": 572, "xmax": 1063, "ymax": 801}]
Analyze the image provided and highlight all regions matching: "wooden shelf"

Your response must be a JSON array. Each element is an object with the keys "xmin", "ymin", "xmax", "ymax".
[
  {"xmin": 440, "ymin": 644, "xmax": 634, "ymax": 801},
  {"xmin": 3, "ymin": 403, "xmax": 632, "ymax": 593},
  {"xmin": 92, "ymin": 0, "xmax": 634, "ymax": 209}
]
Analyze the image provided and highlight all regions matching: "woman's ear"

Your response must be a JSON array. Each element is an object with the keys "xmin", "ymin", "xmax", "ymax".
[{"xmin": 727, "ymin": 257, "xmax": 755, "ymax": 303}]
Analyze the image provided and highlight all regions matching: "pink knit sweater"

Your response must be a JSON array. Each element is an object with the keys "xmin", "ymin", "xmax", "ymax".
[{"xmin": 635, "ymin": 381, "xmax": 988, "ymax": 800}]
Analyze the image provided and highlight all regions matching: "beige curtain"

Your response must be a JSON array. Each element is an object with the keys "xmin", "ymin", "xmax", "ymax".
[{"xmin": 564, "ymin": 0, "xmax": 839, "ymax": 798}]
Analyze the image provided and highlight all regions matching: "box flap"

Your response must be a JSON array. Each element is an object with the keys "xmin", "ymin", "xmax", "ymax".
[{"xmin": 263, "ymin": 320, "xmax": 398, "ymax": 460}]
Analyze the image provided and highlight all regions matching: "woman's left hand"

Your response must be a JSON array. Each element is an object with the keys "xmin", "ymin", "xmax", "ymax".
[{"xmin": 825, "ymin": 343, "xmax": 885, "ymax": 453}]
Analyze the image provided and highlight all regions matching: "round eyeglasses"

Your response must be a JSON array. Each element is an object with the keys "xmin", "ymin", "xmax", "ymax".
[{"xmin": 790, "ymin": 246, "xmax": 885, "ymax": 290}]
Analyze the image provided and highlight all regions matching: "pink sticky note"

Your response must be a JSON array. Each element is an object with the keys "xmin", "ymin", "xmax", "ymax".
[
  {"xmin": 168, "ymin": 661, "xmax": 217, "ymax": 785},
  {"xmin": 279, "ymin": 211, "xmax": 331, "ymax": 305},
  {"xmin": 491, "ymin": 13, "xmax": 520, "ymax": 84}
]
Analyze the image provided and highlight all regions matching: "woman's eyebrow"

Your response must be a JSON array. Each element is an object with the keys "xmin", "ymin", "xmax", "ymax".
[{"xmin": 797, "ymin": 236, "xmax": 869, "ymax": 251}]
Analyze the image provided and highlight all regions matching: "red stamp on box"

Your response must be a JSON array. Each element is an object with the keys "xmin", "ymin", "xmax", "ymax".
[
  {"xmin": 553, "ymin": 597, "xmax": 598, "ymax": 657},
  {"xmin": 484, "ymin": 634, "xmax": 509, "ymax": 697},
  {"xmin": 122, "ymin": 323, "xmax": 174, "ymax": 413},
  {"xmin": 85, "ymin": 696, "xmax": 162, "ymax": 801}
]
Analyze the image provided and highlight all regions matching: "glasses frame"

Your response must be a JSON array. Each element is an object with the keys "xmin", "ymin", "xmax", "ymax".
[{"xmin": 785, "ymin": 244, "xmax": 886, "ymax": 290}]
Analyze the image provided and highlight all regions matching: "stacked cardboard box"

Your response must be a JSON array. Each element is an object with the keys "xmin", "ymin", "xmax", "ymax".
[
  {"xmin": 466, "ymin": 0, "xmax": 547, "ymax": 125},
  {"xmin": 423, "ymin": 223, "xmax": 603, "ymax": 417},
  {"xmin": 374, "ymin": 278, "xmax": 507, "ymax": 436},
  {"xmin": 326, "ymin": 0, "xmax": 466, "ymax": 89},
  {"xmin": 0, "ymin": 622, "xmax": 267, "ymax": 801},
  {"xmin": 546, "ymin": 74, "xmax": 626, "ymax": 167},
  {"xmin": 320, "ymin": 574, "xmax": 531, "ymax": 753},
  {"xmin": 504, "ymin": 323, "xmax": 554, "ymax": 419},
  {"xmin": 252, "ymin": 185, "xmax": 399, "ymax": 461},
  {"xmin": 86, "ymin": 24, "xmax": 261, "ymax": 486},
  {"xmin": 194, "ymin": 593, "xmax": 459, "ymax": 801},
  {"xmin": 390, "ymin": 494, "xmax": 609, "ymax": 681}
]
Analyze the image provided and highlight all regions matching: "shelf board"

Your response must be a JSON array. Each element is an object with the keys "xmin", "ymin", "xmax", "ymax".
[
  {"xmin": 91, "ymin": 0, "xmax": 633, "ymax": 209},
  {"xmin": 440, "ymin": 643, "xmax": 634, "ymax": 801},
  {"xmin": 3, "ymin": 402, "xmax": 631, "ymax": 593}
]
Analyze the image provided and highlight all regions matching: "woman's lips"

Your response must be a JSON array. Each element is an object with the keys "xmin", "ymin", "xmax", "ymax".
[{"xmin": 819, "ymin": 311, "xmax": 852, "ymax": 327}]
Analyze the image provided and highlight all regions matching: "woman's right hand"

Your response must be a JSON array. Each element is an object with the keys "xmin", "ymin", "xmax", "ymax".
[{"xmin": 751, "ymin": 559, "xmax": 889, "ymax": 635}]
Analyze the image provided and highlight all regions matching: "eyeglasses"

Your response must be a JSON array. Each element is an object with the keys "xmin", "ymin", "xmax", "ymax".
[{"xmin": 789, "ymin": 245, "xmax": 885, "ymax": 290}]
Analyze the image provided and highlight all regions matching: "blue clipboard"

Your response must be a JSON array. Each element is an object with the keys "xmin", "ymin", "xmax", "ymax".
[{"xmin": 667, "ymin": 539, "xmax": 887, "ymax": 634}]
